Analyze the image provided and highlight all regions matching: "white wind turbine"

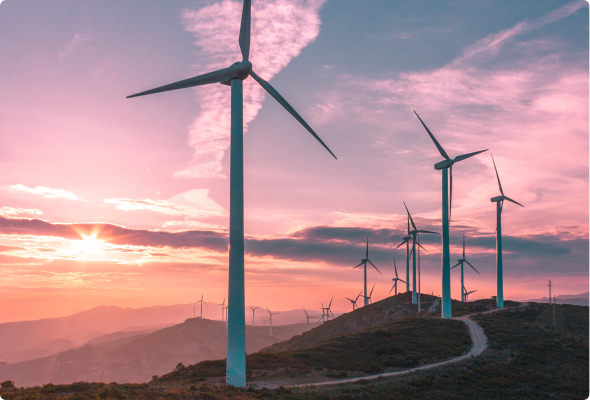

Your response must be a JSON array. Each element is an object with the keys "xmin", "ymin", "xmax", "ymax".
[
  {"xmin": 345, "ymin": 291, "xmax": 362, "ymax": 311},
  {"xmin": 390, "ymin": 257, "xmax": 406, "ymax": 296},
  {"xmin": 266, "ymin": 308, "xmax": 280, "ymax": 336},
  {"xmin": 126, "ymin": 0, "xmax": 335, "ymax": 387},
  {"xmin": 249, "ymin": 306, "xmax": 259, "ymax": 327}
]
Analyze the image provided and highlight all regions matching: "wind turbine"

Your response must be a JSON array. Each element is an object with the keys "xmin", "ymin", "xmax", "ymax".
[
  {"xmin": 218, "ymin": 297, "xmax": 226, "ymax": 322},
  {"xmin": 325, "ymin": 296, "xmax": 334, "ymax": 321},
  {"xmin": 196, "ymin": 294, "xmax": 207, "ymax": 319},
  {"xmin": 345, "ymin": 291, "xmax": 362, "ymax": 311},
  {"xmin": 353, "ymin": 238, "xmax": 382, "ymax": 306},
  {"xmin": 266, "ymin": 308, "xmax": 280, "ymax": 336},
  {"xmin": 126, "ymin": 0, "xmax": 336, "ymax": 387},
  {"xmin": 463, "ymin": 286, "xmax": 477, "ymax": 302},
  {"xmin": 390, "ymin": 257, "xmax": 406, "ymax": 296},
  {"xmin": 303, "ymin": 308, "xmax": 319, "ymax": 331},
  {"xmin": 491, "ymin": 155, "xmax": 523, "ymax": 308},
  {"xmin": 364, "ymin": 284, "xmax": 376, "ymax": 304},
  {"xmin": 403, "ymin": 202, "xmax": 438, "ymax": 304},
  {"xmin": 414, "ymin": 111, "xmax": 487, "ymax": 318},
  {"xmin": 394, "ymin": 216, "xmax": 413, "ymax": 292},
  {"xmin": 249, "ymin": 306, "xmax": 259, "ymax": 327},
  {"xmin": 451, "ymin": 236, "xmax": 480, "ymax": 302}
]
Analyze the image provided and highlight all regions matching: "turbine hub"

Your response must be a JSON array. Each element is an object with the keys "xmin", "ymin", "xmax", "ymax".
[
  {"xmin": 221, "ymin": 61, "xmax": 253, "ymax": 85},
  {"xmin": 435, "ymin": 159, "xmax": 454, "ymax": 170},
  {"xmin": 490, "ymin": 195, "xmax": 503, "ymax": 202}
]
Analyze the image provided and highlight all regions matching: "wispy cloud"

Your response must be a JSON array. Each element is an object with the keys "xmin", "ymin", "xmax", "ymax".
[
  {"xmin": 105, "ymin": 189, "xmax": 225, "ymax": 218},
  {"xmin": 9, "ymin": 184, "xmax": 86, "ymax": 201},
  {"xmin": 0, "ymin": 206, "xmax": 43, "ymax": 217},
  {"xmin": 58, "ymin": 32, "xmax": 90, "ymax": 59},
  {"xmin": 175, "ymin": 0, "xmax": 326, "ymax": 178},
  {"xmin": 455, "ymin": 1, "xmax": 587, "ymax": 64}
]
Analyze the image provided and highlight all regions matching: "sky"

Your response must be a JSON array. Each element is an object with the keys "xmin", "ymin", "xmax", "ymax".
[{"xmin": 0, "ymin": 0, "xmax": 587, "ymax": 323}]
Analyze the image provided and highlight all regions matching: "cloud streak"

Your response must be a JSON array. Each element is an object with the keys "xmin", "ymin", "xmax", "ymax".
[
  {"xmin": 175, "ymin": 0, "xmax": 326, "ymax": 178},
  {"xmin": 9, "ymin": 184, "xmax": 86, "ymax": 202}
]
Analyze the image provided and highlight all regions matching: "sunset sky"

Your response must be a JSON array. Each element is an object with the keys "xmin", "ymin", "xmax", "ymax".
[{"xmin": 0, "ymin": 0, "xmax": 588, "ymax": 323}]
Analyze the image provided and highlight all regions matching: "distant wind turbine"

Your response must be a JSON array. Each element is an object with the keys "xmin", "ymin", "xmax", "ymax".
[
  {"xmin": 127, "ymin": 0, "xmax": 336, "ymax": 387},
  {"xmin": 325, "ymin": 296, "xmax": 334, "ymax": 321},
  {"xmin": 354, "ymin": 238, "xmax": 382, "ymax": 306},
  {"xmin": 303, "ymin": 308, "xmax": 319, "ymax": 331},
  {"xmin": 414, "ymin": 111, "xmax": 487, "ymax": 318},
  {"xmin": 345, "ymin": 291, "xmax": 362, "ymax": 311},
  {"xmin": 451, "ymin": 236, "xmax": 480, "ymax": 302},
  {"xmin": 402, "ymin": 202, "xmax": 438, "ymax": 304},
  {"xmin": 491, "ymin": 155, "xmax": 523, "ymax": 308},
  {"xmin": 364, "ymin": 284, "xmax": 376, "ymax": 304},
  {"xmin": 218, "ymin": 297, "xmax": 226, "ymax": 322},
  {"xmin": 266, "ymin": 308, "xmax": 280, "ymax": 336},
  {"xmin": 196, "ymin": 294, "xmax": 207, "ymax": 319},
  {"xmin": 390, "ymin": 257, "xmax": 406, "ymax": 296},
  {"xmin": 395, "ymin": 216, "xmax": 413, "ymax": 292},
  {"xmin": 249, "ymin": 306, "xmax": 259, "ymax": 327},
  {"xmin": 463, "ymin": 286, "xmax": 477, "ymax": 302}
]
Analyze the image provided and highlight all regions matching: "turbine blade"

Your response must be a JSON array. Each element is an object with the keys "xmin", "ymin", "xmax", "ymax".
[
  {"xmin": 394, "ymin": 238, "xmax": 409, "ymax": 249},
  {"xmin": 454, "ymin": 149, "xmax": 488, "ymax": 163},
  {"xmin": 393, "ymin": 257, "xmax": 398, "ymax": 278},
  {"xmin": 370, "ymin": 284, "xmax": 375, "ymax": 296},
  {"xmin": 368, "ymin": 260, "xmax": 382, "ymax": 275},
  {"xmin": 389, "ymin": 284, "xmax": 395, "ymax": 294},
  {"xmin": 414, "ymin": 111, "xmax": 450, "ymax": 160},
  {"xmin": 465, "ymin": 260, "xmax": 480, "ymax": 275},
  {"xmin": 417, "ymin": 230, "xmax": 439, "ymax": 235},
  {"xmin": 353, "ymin": 261, "xmax": 364, "ymax": 268},
  {"xmin": 451, "ymin": 262, "xmax": 460, "ymax": 269},
  {"xmin": 400, "ymin": 279, "xmax": 406, "ymax": 283},
  {"xmin": 329, "ymin": 296, "xmax": 333, "ymax": 308},
  {"xmin": 127, "ymin": 67, "xmax": 236, "ymax": 98},
  {"xmin": 407, "ymin": 215, "xmax": 410, "ymax": 235},
  {"xmin": 345, "ymin": 297, "xmax": 353, "ymax": 302},
  {"xmin": 250, "ymin": 70, "xmax": 337, "ymax": 159},
  {"xmin": 239, "ymin": 0, "xmax": 251, "ymax": 61},
  {"xmin": 449, "ymin": 164, "xmax": 453, "ymax": 221},
  {"xmin": 504, "ymin": 196, "xmax": 524, "ymax": 207},
  {"xmin": 491, "ymin": 154, "xmax": 504, "ymax": 196},
  {"xmin": 415, "ymin": 241, "xmax": 428, "ymax": 253},
  {"xmin": 463, "ymin": 235, "xmax": 466, "ymax": 258},
  {"xmin": 366, "ymin": 237, "xmax": 369, "ymax": 258},
  {"xmin": 403, "ymin": 201, "xmax": 417, "ymax": 231}
]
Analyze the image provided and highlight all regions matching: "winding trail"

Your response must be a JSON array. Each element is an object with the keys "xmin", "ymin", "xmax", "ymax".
[{"xmin": 256, "ymin": 305, "xmax": 524, "ymax": 389}]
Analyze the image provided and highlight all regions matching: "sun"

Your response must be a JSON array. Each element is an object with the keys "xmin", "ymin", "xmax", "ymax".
[{"xmin": 79, "ymin": 235, "xmax": 103, "ymax": 254}]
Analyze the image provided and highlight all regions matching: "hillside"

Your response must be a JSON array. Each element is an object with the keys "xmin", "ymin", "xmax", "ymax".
[
  {"xmin": 0, "ymin": 302, "xmax": 586, "ymax": 399},
  {"xmin": 524, "ymin": 292, "xmax": 589, "ymax": 306},
  {"xmin": 0, "ymin": 318, "xmax": 315, "ymax": 387}
]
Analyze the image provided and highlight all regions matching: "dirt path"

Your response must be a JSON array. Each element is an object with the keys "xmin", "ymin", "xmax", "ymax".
[{"xmin": 255, "ymin": 305, "xmax": 525, "ymax": 389}]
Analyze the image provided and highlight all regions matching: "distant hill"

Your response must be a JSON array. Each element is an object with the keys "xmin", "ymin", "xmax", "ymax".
[
  {"xmin": 0, "ymin": 304, "xmax": 204, "ymax": 363},
  {"xmin": 0, "ymin": 317, "xmax": 317, "ymax": 387},
  {"xmin": 523, "ymin": 292, "xmax": 589, "ymax": 306}
]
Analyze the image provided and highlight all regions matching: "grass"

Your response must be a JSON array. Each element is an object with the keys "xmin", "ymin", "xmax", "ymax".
[{"xmin": 157, "ymin": 317, "xmax": 470, "ymax": 384}]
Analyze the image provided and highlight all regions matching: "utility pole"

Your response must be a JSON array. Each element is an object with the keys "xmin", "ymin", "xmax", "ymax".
[
  {"xmin": 552, "ymin": 295, "xmax": 557, "ymax": 330},
  {"xmin": 548, "ymin": 280, "xmax": 552, "ymax": 304},
  {"xmin": 418, "ymin": 233, "xmax": 421, "ymax": 312}
]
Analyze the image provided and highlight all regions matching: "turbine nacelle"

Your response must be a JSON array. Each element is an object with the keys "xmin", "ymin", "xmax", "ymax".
[
  {"xmin": 221, "ymin": 60, "xmax": 253, "ymax": 85},
  {"xmin": 434, "ymin": 159, "xmax": 454, "ymax": 170},
  {"xmin": 491, "ymin": 195, "xmax": 504, "ymax": 203}
]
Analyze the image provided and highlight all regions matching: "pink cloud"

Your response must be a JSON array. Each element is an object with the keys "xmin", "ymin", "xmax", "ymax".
[
  {"xmin": 175, "ymin": 0, "xmax": 326, "ymax": 178},
  {"xmin": 9, "ymin": 184, "xmax": 87, "ymax": 201}
]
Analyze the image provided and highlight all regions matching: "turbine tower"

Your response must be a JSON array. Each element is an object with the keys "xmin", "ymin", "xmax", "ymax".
[
  {"xmin": 353, "ymin": 238, "xmax": 382, "ymax": 306},
  {"xmin": 126, "ymin": 0, "xmax": 336, "ymax": 387},
  {"xmin": 414, "ymin": 111, "xmax": 487, "ymax": 318},
  {"xmin": 249, "ymin": 306, "xmax": 259, "ymax": 327},
  {"xmin": 401, "ymin": 202, "xmax": 438, "ymax": 304},
  {"xmin": 548, "ymin": 280, "xmax": 552, "ymax": 304},
  {"xmin": 218, "ymin": 297, "xmax": 226, "ymax": 322},
  {"xmin": 266, "ymin": 308, "xmax": 280, "ymax": 336},
  {"xmin": 390, "ymin": 257, "xmax": 406, "ymax": 296},
  {"xmin": 451, "ymin": 236, "xmax": 480, "ymax": 302},
  {"xmin": 491, "ymin": 155, "xmax": 523, "ymax": 308},
  {"xmin": 196, "ymin": 294, "xmax": 207, "ymax": 319},
  {"xmin": 345, "ymin": 291, "xmax": 362, "ymax": 311}
]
